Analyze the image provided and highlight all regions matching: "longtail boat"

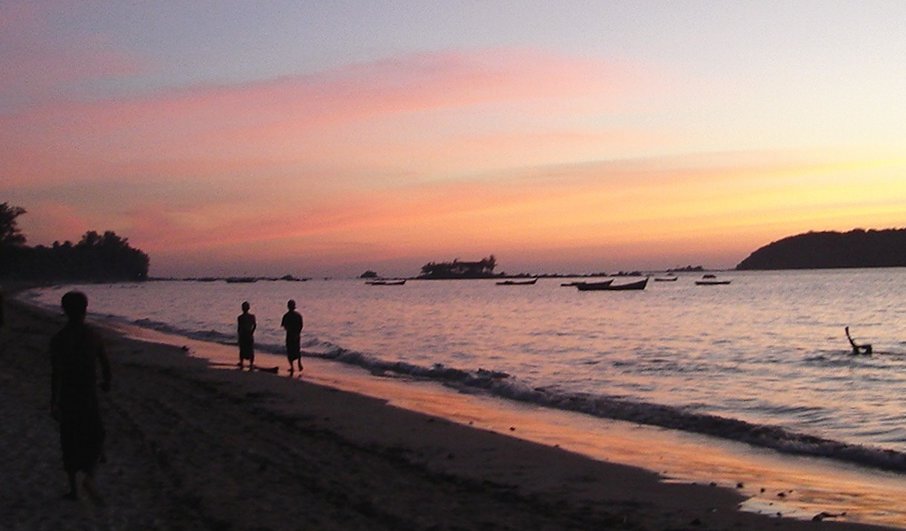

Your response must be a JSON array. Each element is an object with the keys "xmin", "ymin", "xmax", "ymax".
[{"xmin": 576, "ymin": 277, "xmax": 648, "ymax": 291}]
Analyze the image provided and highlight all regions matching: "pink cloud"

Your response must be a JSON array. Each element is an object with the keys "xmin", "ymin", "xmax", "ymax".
[
  {"xmin": 13, "ymin": 144, "xmax": 870, "ymax": 270},
  {"xmin": 1, "ymin": 48, "xmax": 637, "ymax": 187},
  {"xmin": 48, "ymin": 149, "xmax": 893, "ymax": 276},
  {"xmin": 116, "ymin": 152, "xmax": 790, "ymax": 255},
  {"xmin": 1, "ymin": 46, "xmax": 672, "ymax": 275}
]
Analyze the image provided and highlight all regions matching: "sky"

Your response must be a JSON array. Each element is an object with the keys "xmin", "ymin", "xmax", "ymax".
[{"xmin": 2, "ymin": 0, "xmax": 905, "ymax": 277}]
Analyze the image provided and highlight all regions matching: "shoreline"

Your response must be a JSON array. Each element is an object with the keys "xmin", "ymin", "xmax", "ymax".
[
  {"xmin": 0, "ymin": 295, "xmax": 894, "ymax": 529},
  {"xmin": 120, "ymin": 310, "xmax": 906, "ymax": 528}
]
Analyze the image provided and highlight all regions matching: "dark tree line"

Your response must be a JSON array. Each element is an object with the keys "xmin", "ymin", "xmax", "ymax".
[
  {"xmin": 0, "ymin": 203, "xmax": 27, "ymax": 247},
  {"xmin": 0, "ymin": 203, "xmax": 149, "ymax": 281},
  {"xmin": 737, "ymin": 228, "xmax": 906, "ymax": 270}
]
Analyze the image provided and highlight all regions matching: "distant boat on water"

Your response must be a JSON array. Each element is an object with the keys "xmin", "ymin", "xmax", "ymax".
[
  {"xmin": 576, "ymin": 278, "xmax": 648, "ymax": 291},
  {"xmin": 496, "ymin": 278, "xmax": 538, "ymax": 285},
  {"xmin": 695, "ymin": 274, "xmax": 731, "ymax": 286},
  {"xmin": 561, "ymin": 279, "xmax": 612, "ymax": 288},
  {"xmin": 561, "ymin": 280, "xmax": 605, "ymax": 287},
  {"xmin": 654, "ymin": 274, "xmax": 678, "ymax": 282},
  {"xmin": 366, "ymin": 279, "xmax": 407, "ymax": 285}
]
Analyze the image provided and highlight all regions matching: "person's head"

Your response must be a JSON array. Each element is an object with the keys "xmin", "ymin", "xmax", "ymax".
[
  {"xmin": 241, "ymin": 301, "xmax": 250, "ymax": 312},
  {"xmin": 287, "ymin": 299, "xmax": 296, "ymax": 310},
  {"xmin": 61, "ymin": 291, "xmax": 88, "ymax": 322}
]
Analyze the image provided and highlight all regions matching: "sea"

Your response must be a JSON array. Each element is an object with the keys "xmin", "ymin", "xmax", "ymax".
[
  {"xmin": 23, "ymin": 269, "xmax": 906, "ymax": 477},
  {"xmin": 23, "ymin": 268, "xmax": 906, "ymax": 528}
]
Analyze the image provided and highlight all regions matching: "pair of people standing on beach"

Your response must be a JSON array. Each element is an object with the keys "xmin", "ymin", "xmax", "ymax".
[{"xmin": 237, "ymin": 300, "xmax": 304, "ymax": 373}]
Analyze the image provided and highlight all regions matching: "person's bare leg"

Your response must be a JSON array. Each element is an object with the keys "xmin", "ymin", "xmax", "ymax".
[
  {"xmin": 63, "ymin": 471, "xmax": 78, "ymax": 500},
  {"xmin": 82, "ymin": 472, "xmax": 105, "ymax": 506}
]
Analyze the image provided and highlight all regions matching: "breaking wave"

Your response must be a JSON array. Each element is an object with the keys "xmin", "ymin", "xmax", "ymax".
[
  {"xmin": 22, "ymin": 287, "xmax": 906, "ymax": 475},
  {"xmin": 309, "ymin": 342, "xmax": 906, "ymax": 474}
]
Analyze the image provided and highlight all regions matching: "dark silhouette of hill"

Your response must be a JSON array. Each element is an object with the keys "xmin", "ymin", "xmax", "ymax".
[{"xmin": 736, "ymin": 228, "xmax": 906, "ymax": 270}]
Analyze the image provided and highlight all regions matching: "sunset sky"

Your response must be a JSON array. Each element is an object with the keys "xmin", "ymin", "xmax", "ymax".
[{"xmin": 2, "ymin": 1, "xmax": 905, "ymax": 277}]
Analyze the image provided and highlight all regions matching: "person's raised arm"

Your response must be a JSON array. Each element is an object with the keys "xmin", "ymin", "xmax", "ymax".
[{"xmin": 845, "ymin": 327, "xmax": 858, "ymax": 349}]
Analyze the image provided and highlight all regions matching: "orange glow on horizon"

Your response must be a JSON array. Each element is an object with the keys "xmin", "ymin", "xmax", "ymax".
[{"xmin": 109, "ymin": 151, "xmax": 906, "ymax": 275}]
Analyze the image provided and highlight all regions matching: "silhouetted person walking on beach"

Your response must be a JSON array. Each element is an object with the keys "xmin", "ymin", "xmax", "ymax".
[
  {"xmin": 237, "ymin": 301, "xmax": 257, "ymax": 369},
  {"xmin": 281, "ymin": 299, "xmax": 304, "ymax": 373},
  {"xmin": 50, "ymin": 291, "xmax": 111, "ymax": 503}
]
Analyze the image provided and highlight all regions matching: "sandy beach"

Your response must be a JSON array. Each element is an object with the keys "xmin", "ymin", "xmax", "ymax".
[{"xmin": 0, "ymin": 295, "xmax": 891, "ymax": 530}]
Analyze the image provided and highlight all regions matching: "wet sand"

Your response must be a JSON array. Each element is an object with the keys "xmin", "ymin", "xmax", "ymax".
[{"xmin": 0, "ymin": 296, "xmax": 891, "ymax": 530}]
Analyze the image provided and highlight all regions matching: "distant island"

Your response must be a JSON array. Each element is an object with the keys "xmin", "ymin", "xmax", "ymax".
[
  {"xmin": 417, "ymin": 256, "xmax": 499, "ymax": 279},
  {"xmin": 737, "ymin": 228, "xmax": 906, "ymax": 270},
  {"xmin": 667, "ymin": 265, "xmax": 704, "ymax": 273}
]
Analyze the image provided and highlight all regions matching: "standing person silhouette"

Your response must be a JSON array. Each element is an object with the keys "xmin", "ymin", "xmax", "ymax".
[
  {"xmin": 50, "ymin": 291, "xmax": 111, "ymax": 503},
  {"xmin": 281, "ymin": 299, "xmax": 304, "ymax": 374},
  {"xmin": 237, "ymin": 301, "xmax": 257, "ymax": 369}
]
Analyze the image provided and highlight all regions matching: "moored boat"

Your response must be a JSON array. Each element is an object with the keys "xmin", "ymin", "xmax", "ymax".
[
  {"xmin": 576, "ymin": 277, "xmax": 648, "ymax": 291},
  {"xmin": 366, "ymin": 279, "xmax": 407, "ymax": 285},
  {"xmin": 695, "ymin": 274, "xmax": 731, "ymax": 286},
  {"xmin": 561, "ymin": 279, "xmax": 611, "ymax": 287},
  {"xmin": 226, "ymin": 277, "xmax": 257, "ymax": 283},
  {"xmin": 496, "ymin": 278, "xmax": 538, "ymax": 285}
]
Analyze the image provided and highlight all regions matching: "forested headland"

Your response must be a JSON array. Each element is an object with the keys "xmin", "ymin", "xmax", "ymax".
[
  {"xmin": 736, "ymin": 228, "xmax": 906, "ymax": 270},
  {"xmin": 0, "ymin": 203, "xmax": 149, "ymax": 281}
]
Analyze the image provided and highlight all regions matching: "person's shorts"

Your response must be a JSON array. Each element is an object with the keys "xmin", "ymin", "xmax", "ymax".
[{"xmin": 286, "ymin": 336, "xmax": 301, "ymax": 360}]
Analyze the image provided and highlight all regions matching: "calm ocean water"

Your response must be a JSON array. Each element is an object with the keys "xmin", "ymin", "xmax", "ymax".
[{"xmin": 25, "ymin": 269, "xmax": 906, "ymax": 473}]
